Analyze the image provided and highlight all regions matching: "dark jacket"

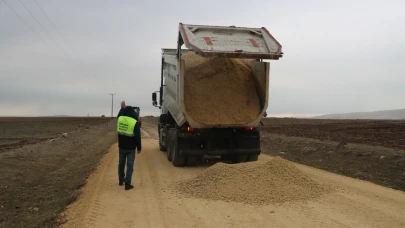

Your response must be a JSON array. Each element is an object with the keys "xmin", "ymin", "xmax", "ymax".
[
  {"xmin": 119, "ymin": 107, "xmax": 142, "ymax": 127},
  {"xmin": 117, "ymin": 108, "xmax": 125, "ymax": 118},
  {"xmin": 117, "ymin": 106, "xmax": 142, "ymax": 151}
]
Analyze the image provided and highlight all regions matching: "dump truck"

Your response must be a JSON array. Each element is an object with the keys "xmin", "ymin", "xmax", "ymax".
[{"xmin": 152, "ymin": 23, "xmax": 283, "ymax": 167}]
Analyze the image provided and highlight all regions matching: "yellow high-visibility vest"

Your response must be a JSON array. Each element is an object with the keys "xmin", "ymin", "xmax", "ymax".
[{"xmin": 117, "ymin": 116, "xmax": 137, "ymax": 137}]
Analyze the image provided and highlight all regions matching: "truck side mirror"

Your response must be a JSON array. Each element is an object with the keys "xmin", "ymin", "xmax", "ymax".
[{"xmin": 152, "ymin": 92, "xmax": 157, "ymax": 102}]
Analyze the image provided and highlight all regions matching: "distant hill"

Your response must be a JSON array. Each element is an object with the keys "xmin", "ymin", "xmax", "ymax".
[{"xmin": 314, "ymin": 109, "xmax": 405, "ymax": 120}]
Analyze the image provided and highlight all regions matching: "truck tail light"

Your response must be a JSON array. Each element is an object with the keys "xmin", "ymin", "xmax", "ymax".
[
  {"xmin": 246, "ymin": 127, "xmax": 254, "ymax": 131},
  {"xmin": 187, "ymin": 126, "xmax": 195, "ymax": 132}
]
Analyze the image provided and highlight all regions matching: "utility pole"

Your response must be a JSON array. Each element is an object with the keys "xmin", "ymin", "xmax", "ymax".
[{"xmin": 109, "ymin": 93, "xmax": 116, "ymax": 118}]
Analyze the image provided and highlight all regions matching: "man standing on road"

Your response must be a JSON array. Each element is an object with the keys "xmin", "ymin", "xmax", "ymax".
[{"xmin": 117, "ymin": 106, "xmax": 142, "ymax": 190}]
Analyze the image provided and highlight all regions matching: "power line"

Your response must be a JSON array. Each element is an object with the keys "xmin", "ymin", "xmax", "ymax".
[
  {"xmin": 2, "ymin": 0, "xmax": 87, "ymax": 81},
  {"xmin": 1, "ymin": 0, "xmax": 55, "ymax": 53},
  {"xmin": 16, "ymin": 0, "xmax": 98, "ymax": 89},
  {"xmin": 33, "ymin": 0, "xmax": 100, "ymax": 87},
  {"xmin": 4, "ymin": 0, "xmax": 99, "ymax": 93},
  {"xmin": 34, "ymin": 0, "xmax": 78, "ymax": 59},
  {"xmin": 3, "ymin": 0, "xmax": 77, "ymax": 72},
  {"xmin": 18, "ymin": 0, "xmax": 72, "ymax": 62}
]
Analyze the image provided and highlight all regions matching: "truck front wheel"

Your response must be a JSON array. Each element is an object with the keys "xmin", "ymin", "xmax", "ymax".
[
  {"xmin": 158, "ymin": 125, "xmax": 167, "ymax": 152},
  {"xmin": 158, "ymin": 114, "xmax": 168, "ymax": 152},
  {"xmin": 167, "ymin": 129, "xmax": 174, "ymax": 161}
]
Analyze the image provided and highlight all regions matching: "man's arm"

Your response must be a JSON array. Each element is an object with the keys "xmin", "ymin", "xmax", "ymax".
[
  {"xmin": 117, "ymin": 109, "xmax": 122, "ymax": 118},
  {"xmin": 134, "ymin": 122, "xmax": 142, "ymax": 152}
]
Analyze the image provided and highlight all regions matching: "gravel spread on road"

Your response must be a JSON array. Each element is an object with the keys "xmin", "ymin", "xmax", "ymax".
[{"xmin": 174, "ymin": 157, "xmax": 332, "ymax": 205}]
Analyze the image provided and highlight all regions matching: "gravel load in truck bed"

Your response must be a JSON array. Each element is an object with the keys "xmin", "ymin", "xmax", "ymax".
[{"xmin": 182, "ymin": 51, "xmax": 261, "ymax": 125}]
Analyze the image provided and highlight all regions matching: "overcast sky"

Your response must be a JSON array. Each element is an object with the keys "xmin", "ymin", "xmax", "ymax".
[{"xmin": 1, "ymin": 0, "xmax": 404, "ymax": 117}]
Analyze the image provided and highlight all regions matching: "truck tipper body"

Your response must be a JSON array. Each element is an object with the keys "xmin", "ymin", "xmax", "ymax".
[{"xmin": 152, "ymin": 23, "xmax": 282, "ymax": 166}]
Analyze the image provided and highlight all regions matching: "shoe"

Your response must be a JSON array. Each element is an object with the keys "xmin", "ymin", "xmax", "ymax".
[
  {"xmin": 125, "ymin": 184, "xmax": 134, "ymax": 190},
  {"xmin": 119, "ymin": 177, "xmax": 126, "ymax": 186}
]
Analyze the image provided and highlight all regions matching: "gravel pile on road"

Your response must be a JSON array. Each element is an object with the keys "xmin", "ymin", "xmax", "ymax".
[
  {"xmin": 182, "ymin": 51, "xmax": 260, "ymax": 125},
  {"xmin": 174, "ymin": 157, "xmax": 332, "ymax": 205}
]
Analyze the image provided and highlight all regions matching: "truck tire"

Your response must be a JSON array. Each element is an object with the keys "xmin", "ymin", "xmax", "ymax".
[
  {"xmin": 235, "ymin": 155, "xmax": 248, "ymax": 163},
  {"xmin": 167, "ymin": 130, "xmax": 174, "ymax": 161},
  {"xmin": 247, "ymin": 155, "xmax": 259, "ymax": 162},
  {"xmin": 221, "ymin": 155, "xmax": 233, "ymax": 162},
  {"xmin": 186, "ymin": 157, "xmax": 197, "ymax": 166},
  {"xmin": 171, "ymin": 131, "xmax": 186, "ymax": 167},
  {"xmin": 158, "ymin": 125, "xmax": 167, "ymax": 152}
]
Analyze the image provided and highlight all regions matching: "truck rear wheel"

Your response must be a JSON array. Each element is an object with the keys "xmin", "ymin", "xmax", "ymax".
[
  {"xmin": 171, "ymin": 131, "xmax": 186, "ymax": 167},
  {"xmin": 247, "ymin": 155, "xmax": 259, "ymax": 162},
  {"xmin": 221, "ymin": 155, "xmax": 233, "ymax": 162},
  {"xmin": 186, "ymin": 157, "xmax": 197, "ymax": 166},
  {"xmin": 235, "ymin": 155, "xmax": 248, "ymax": 163},
  {"xmin": 221, "ymin": 155, "xmax": 247, "ymax": 163}
]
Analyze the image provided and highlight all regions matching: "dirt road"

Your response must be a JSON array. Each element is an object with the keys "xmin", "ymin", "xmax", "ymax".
[{"xmin": 62, "ymin": 134, "xmax": 405, "ymax": 228}]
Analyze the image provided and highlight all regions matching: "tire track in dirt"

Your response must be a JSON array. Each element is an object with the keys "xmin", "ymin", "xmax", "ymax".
[
  {"xmin": 82, "ymin": 159, "xmax": 110, "ymax": 228},
  {"xmin": 85, "ymin": 174, "xmax": 115, "ymax": 227},
  {"xmin": 137, "ymin": 142, "xmax": 164, "ymax": 228},
  {"xmin": 142, "ymin": 139, "xmax": 169, "ymax": 228},
  {"xmin": 145, "ymin": 139, "xmax": 210, "ymax": 228},
  {"xmin": 137, "ymin": 153, "xmax": 152, "ymax": 228},
  {"xmin": 62, "ymin": 145, "xmax": 116, "ymax": 228}
]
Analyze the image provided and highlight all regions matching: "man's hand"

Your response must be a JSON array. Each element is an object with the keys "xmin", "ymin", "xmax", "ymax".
[{"xmin": 137, "ymin": 149, "xmax": 141, "ymax": 154}]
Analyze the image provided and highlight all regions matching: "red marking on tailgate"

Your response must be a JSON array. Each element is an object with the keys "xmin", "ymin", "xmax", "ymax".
[
  {"xmin": 249, "ymin": 39, "xmax": 259, "ymax": 47},
  {"xmin": 204, "ymin": 37, "xmax": 213, "ymax": 46}
]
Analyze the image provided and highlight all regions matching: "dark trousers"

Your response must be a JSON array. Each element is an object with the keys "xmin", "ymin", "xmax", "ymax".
[{"xmin": 118, "ymin": 148, "xmax": 136, "ymax": 185}]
